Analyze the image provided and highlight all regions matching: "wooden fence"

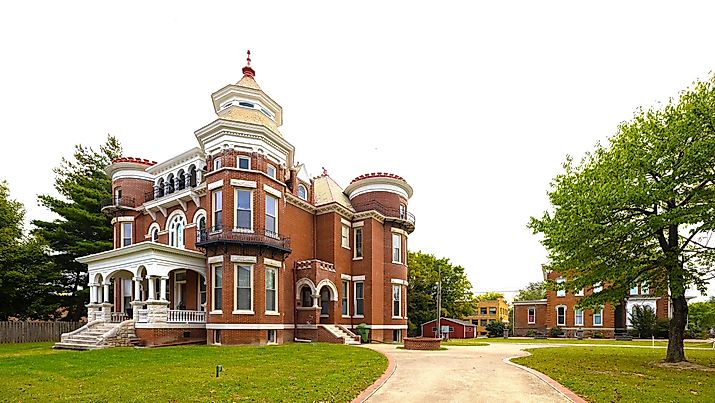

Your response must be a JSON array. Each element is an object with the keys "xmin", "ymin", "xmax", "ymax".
[{"xmin": 0, "ymin": 321, "xmax": 85, "ymax": 343}]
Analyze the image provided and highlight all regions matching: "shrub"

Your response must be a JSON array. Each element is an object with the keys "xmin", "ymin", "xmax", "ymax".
[
  {"xmin": 526, "ymin": 329, "xmax": 537, "ymax": 337},
  {"xmin": 355, "ymin": 323, "xmax": 369, "ymax": 343},
  {"xmin": 592, "ymin": 331, "xmax": 604, "ymax": 339},
  {"xmin": 485, "ymin": 321, "xmax": 506, "ymax": 338},
  {"xmin": 630, "ymin": 305, "xmax": 657, "ymax": 338},
  {"xmin": 656, "ymin": 318, "xmax": 670, "ymax": 339},
  {"xmin": 550, "ymin": 327, "xmax": 563, "ymax": 337}
]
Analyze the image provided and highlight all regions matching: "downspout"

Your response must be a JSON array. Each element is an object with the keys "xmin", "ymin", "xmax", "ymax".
[{"xmin": 293, "ymin": 260, "xmax": 298, "ymax": 342}]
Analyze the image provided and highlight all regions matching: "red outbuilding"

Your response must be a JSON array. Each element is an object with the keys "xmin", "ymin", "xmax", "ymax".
[{"xmin": 420, "ymin": 318, "xmax": 477, "ymax": 339}]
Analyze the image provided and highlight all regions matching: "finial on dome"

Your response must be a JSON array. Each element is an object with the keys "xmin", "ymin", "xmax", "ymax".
[{"xmin": 242, "ymin": 49, "xmax": 255, "ymax": 78}]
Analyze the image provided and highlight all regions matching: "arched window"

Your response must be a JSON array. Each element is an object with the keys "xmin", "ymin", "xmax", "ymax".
[
  {"xmin": 151, "ymin": 228, "xmax": 159, "ymax": 242},
  {"xmin": 301, "ymin": 286, "xmax": 313, "ymax": 307},
  {"xmin": 320, "ymin": 287, "xmax": 331, "ymax": 315},
  {"xmin": 167, "ymin": 174, "xmax": 175, "ymax": 194},
  {"xmin": 189, "ymin": 165, "xmax": 197, "ymax": 187},
  {"xmin": 168, "ymin": 214, "xmax": 186, "ymax": 248},
  {"xmin": 297, "ymin": 184, "xmax": 308, "ymax": 201},
  {"xmin": 177, "ymin": 170, "xmax": 186, "ymax": 191},
  {"xmin": 156, "ymin": 178, "xmax": 165, "ymax": 198}
]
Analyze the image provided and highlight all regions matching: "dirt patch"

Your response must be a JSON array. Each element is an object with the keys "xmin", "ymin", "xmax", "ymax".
[{"xmin": 654, "ymin": 361, "xmax": 715, "ymax": 372}]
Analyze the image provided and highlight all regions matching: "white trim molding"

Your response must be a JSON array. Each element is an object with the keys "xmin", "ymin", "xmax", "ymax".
[
  {"xmin": 264, "ymin": 257, "xmax": 282, "ymax": 267},
  {"xmin": 206, "ymin": 323, "xmax": 296, "ymax": 330},
  {"xmin": 352, "ymin": 221, "xmax": 364, "ymax": 228},
  {"xmin": 230, "ymin": 179, "xmax": 257, "ymax": 188},
  {"xmin": 231, "ymin": 255, "xmax": 258, "ymax": 263},
  {"xmin": 208, "ymin": 255, "xmax": 224, "ymax": 264},
  {"xmin": 391, "ymin": 278, "xmax": 408, "ymax": 286},
  {"xmin": 263, "ymin": 184, "xmax": 282, "ymax": 198},
  {"xmin": 111, "ymin": 216, "xmax": 135, "ymax": 224},
  {"xmin": 208, "ymin": 180, "xmax": 224, "ymax": 190}
]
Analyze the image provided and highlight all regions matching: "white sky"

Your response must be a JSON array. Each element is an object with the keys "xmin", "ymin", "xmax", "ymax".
[{"xmin": 1, "ymin": 1, "xmax": 714, "ymax": 300}]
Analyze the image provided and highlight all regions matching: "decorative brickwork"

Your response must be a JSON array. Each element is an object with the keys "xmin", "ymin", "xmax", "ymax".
[{"xmin": 403, "ymin": 337, "xmax": 441, "ymax": 350}]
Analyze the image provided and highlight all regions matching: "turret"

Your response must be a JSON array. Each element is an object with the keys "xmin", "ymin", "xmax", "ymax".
[{"xmin": 344, "ymin": 172, "xmax": 415, "ymax": 233}]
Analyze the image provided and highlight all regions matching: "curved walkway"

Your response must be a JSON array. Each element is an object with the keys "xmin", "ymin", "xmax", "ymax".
[{"xmin": 361, "ymin": 343, "xmax": 578, "ymax": 403}]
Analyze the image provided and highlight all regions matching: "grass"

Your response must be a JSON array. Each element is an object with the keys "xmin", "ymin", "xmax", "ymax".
[
  {"xmin": 443, "ymin": 337, "xmax": 714, "ymax": 348},
  {"xmin": 0, "ymin": 342, "xmax": 387, "ymax": 402},
  {"xmin": 512, "ymin": 346, "xmax": 715, "ymax": 402}
]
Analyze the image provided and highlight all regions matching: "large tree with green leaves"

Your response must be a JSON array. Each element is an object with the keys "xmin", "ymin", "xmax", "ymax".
[
  {"xmin": 529, "ymin": 76, "xmax": 715, "ymax": 362},
  {"xmin": 474, "ymin": 292, "xmax": 505, "ymax": 302},
  {"xmin": 407, "ymin": 251, "xmax": 476, "ymax": 335},
  {"xmin": 514, "ymin": 281, "xmax": 547, "ymax": 301},
  {"xmin": 688, "ymin": 297, "xmax": 715, "ymax": 335},
  {"xmin": 0, "ymin": 181, "xmax": 60, "ymax": 320},
  {"xmin": 32, "ymin": 136, "xmax": 122, "ymax": 321}
]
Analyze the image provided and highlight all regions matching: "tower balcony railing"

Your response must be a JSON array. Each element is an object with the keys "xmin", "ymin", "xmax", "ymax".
[
  {"xmin": 352, "ymin": 200, "xmax": 416, "ymax": 226},
  {"xmin": 196, "ymin": 226, "xmax": 291, "ymax": 252},
  {"xmin": 101, "ymin": 196, "xmax": 137, "ymax": 210}
]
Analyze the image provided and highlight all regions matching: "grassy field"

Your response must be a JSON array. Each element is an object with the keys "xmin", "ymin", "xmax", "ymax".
[
  {"xmin": 0, "ymin": 342, "xmax": 387, "ymax": 402},
  {"xmin": 443, "ymin": 337, "xmax": 715, "ymax": 348},
  {"xmin": 512, "ymin": 346, "xmax": 715, "ymax": 402}
]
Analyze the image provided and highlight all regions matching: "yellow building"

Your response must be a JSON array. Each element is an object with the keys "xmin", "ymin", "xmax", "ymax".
[{"xmin": 466, "ymin": 298, "xmax": 509, "ymax": 336}]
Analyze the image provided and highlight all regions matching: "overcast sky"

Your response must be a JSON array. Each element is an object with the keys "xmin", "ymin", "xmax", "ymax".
[{"xmin": 2, "ymin": 1, "xmax": 714, "ymax": 300}]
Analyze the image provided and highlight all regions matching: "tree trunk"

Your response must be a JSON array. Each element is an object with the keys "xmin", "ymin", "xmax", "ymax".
[{"xmin": 665, "ymin": 295, "xmax": 688, "ymax": 363}]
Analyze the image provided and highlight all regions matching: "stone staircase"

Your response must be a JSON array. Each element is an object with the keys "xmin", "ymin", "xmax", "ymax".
[
  {"xmin": 321, "ymin": 324, "xmax": 361, "ymax": 345},
  {"xmin": 54, "ymin": 320, "xmax": 141, "ymax": 350}
]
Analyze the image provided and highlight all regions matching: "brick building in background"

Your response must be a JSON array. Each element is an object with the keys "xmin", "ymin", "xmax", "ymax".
[
  {"xmin": 513, "ymin": 267, "xmax": 673, "ymax": 338},
  {"xmin": 56, "ymin": 52, "xmax": 415, "ymax": 349}
]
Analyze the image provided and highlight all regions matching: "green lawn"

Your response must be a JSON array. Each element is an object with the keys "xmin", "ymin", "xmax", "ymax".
[
  {"xmin": 444, "ymin": 337, "xmax": 714, "ymax": 348},
  {"xmin": 0, "ymin": 342, "xmax": 387, "ymax": 402},
  {"xmin": 512, "ymin": 347, "xmax": 715, "ymax": 402}
]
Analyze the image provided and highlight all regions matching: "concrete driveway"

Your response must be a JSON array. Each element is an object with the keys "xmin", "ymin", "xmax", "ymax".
[{"xmin": 361, "ymin": 343, "xmax": 573, "ymax": 403}]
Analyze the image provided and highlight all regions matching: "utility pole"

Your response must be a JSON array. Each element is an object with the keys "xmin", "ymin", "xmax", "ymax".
[{"xmin": 436, "ymin": 264, "xmax": 442, "ymax": 339}]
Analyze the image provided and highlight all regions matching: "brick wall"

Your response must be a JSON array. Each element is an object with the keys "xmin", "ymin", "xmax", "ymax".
[{"xmin": 136, "ymin": 327, "xmax": 206, "ymax": 346}]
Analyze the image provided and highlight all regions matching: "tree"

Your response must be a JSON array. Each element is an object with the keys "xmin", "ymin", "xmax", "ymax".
[
  {"xmin": 514, "ymin": 281, "xmax": 547, "ymax": 301},
  {"xmin": 407, "ymin": 251, "xmax": 476, "ymax": 336},
  {"xmin": 688, "ymin": 297, "xmax": 715, "ymax": 335},
  {"xmin": 0, "ymin": 181, "xmax": 60, "ymax": 320},
  {"xmin": 529, "ymin": 75, "xmax": 715, "ymax": 362},
  {"xmin": 474, "ymin": 292, "xmax": 504, "ymax": 302},
  {"xmin": 32, "ymin": 136, "xmax": 122, "ymax": 321},
  {"xmin": 485, "ymin": 321, "xmax": 506, "ymax": 338},
  {"xmin": 629, "ymin": 305, "xmax": 658, "ymax": 338}
]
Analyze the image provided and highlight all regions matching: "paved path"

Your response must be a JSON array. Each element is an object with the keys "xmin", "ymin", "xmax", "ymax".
[{"xmin": 362, "ymin": 343, "xmax": 572, "ymax": 403}]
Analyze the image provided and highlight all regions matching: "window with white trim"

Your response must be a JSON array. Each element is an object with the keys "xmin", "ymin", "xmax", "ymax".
[
  {"xmin": 199, "ymin": 276, "xmax": 206, "ymax": 311},
  {"xmin": 265, "ymin": 194, "xmax": 278, "ymax": 235},
  {"xmin": 267, "ymin": 329, "xmax": 277, "ymax": 343},
  {"xmin": 641, "ymin": 281, "xmax": 649, "ymax": 295},
  {"xmin": 630, "ymin": 285, "xmax": 638, "ymax": 295},
  {"xmin": 574, "ymin": 309, "xmax": 584, "ymax": 326},
  {"xmin": 297, "ymin": 184, "xmax": 308, "ymax": 201},
  {"xmin": 392, "ymin": 233, "xmax": 402, "ymax": 263},
  {"xmin": 575, "ymin": 288, "xmax": 584, "ymax": 296},
  {"xmin": 237, "ymin": 156, "xmax": 250, "ymax": 170},
  {"xmin": 399, "ymin": 204, "xmax": 406, "ymax": 219},
  {"xmin": 235, "ymin": 264, "xmax": 252, "ymax": 312},
  {"xmin": 354, "ymin": 281, "xmax": 364, "ymax": 316},
  {"xmin": 212, "ymin": 191, "xmax": 223, "ymax": 230},
  {"xmin": 212, "ymin": 264, "xmax": 222, "ymax": 311},
  {"xmin": 235, "ymin": 189, "xmax": 252, "ymax": 231},
  {"xmin": 151, "ymin": 228, "xmax": 158, "ymax": 242},
  {"xmin": 341, "ymin": 224, "xmax": 350, "ymax": 248},
  {"xmin": 392, "ymin": 285, "xmax": 401, "ymax": 318},
  {"xmin": 556, "ymin": 277, "xmax": 565, "ymax": 297},
  {"xmin": 341, "ymin": 280, "xmax": 349, "ymax": 316},
  {"xmin": 122, "ymin": 222, "xmax": 132, "ymax": 247},
  {"xmin": 593, "ymin": 307, "xmax": 603, "ymax": 326},
  {"xmin": 354, "ymin": 228, "xmax": 363, "ymax": 258},
  {"xmin": 266, "ymin": 164, "xmax": 276, "ymax": 179},
  {"xmin": 556, "ymin": 306, "xmax": 566, "ymax": 326},
  {"xmin": 213, "ymin": 158, "xmax": 222, "ymax": 171},
  {"xmin": 168, "ymin": 215, "xmax": 186, "ymax": 248},
  {"xmin": 265, "ymin": 267, "xmax": 277, "ymax": 313},
  {"xmin": 593, "ymin": 282, "xmax": 603, "ymax": 293},
  {"xmin": 527, "ymin": 307, "xmax": 536, "ymax": 324}
]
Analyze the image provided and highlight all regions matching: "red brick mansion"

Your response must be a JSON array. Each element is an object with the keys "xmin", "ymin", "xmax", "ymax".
[{"xmin": 56, "ymin": 52, "xmax": 415, "ymax": 349}]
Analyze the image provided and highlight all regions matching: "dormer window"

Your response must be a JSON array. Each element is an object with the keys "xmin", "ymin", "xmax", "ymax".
[
  {"xmin": 297, "ymin": 184, "xmax": 308, "ymax": 201},
  {"xmin": 238, "ymin": 101, "xmax": 254, "ymax": 108},
  {"xmin": 237, "ymin": 156, "xmax": 250, "ymax": 170},
  {"xmin": 266, "ymin": 164, "xmax": 277, "ymax": 179}
]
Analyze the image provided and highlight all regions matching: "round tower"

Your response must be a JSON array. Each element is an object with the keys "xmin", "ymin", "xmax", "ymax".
[{"xmin": 345, "ymin": 172, "xmax": 415, "ymax": 233}]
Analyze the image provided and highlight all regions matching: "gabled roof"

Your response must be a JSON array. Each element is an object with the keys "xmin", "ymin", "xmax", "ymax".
[
  {"xmin": 422, "ymin": 317, "xmax": 476, "ymax": 327},
  {"xmin": 313, "ymin": 175, "xmax": 354, "ymax": 212}
]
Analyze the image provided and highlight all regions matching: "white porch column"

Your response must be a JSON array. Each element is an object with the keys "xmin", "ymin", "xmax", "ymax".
[
  {"xmin": 133, "ymin": 277, "xmax": 142, "ymax": 301},
  {"xmin": 148, "ymin": 276, "xmax": 156, "ymax": 300},
  {"xmin": 103, "ymin": 282, "xmax": 110, "ymax": 303},
  {"xmin": 160, "ymin": 276, "xmax": 168, "ymax": 301},
  {"xmin": 89, "ymin": 284, "xmax": 96, "ymax": 304}
]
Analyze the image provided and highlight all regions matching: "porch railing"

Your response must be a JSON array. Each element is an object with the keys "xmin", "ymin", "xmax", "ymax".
[
  {"xmin": 109, "ymin": 312, "xmax": 129, "ymax": 323},
  {"xmin": 167, "ymin": 310, "xmax": 206, "ymax": 323},
  {"xmin": 136, "ymin": 309, "xmax": 149, "ymax": 323}
]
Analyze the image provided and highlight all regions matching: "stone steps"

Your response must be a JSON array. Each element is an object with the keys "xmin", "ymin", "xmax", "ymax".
[
  {"xmin": 322, "ymin": 325, "xmax": 361, "ymax": 345},
  {"xmin": 54, "ymin": 322, "xmax": 138, "ymax": 350}
]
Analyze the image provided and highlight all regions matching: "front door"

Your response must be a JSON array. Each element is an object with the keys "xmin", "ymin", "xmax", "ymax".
[{"xmin": 320, "ymin": 288, "xmax": 330, "ymax": 316}]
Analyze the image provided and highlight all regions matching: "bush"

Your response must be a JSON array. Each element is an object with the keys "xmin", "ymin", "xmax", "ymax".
[
  {"xmin": 355, "ymin": 323, "xmax": 369, "ymax": 343},
  {"xmin": 592, "ymin": 331, "xmax": 604, "ymax": 339},
  {"xmin": 630, "ymin": 305, "xmax": 657, "ymax": 338},
  {"xmin": 656, "ymin": 318, "xmax": 670, "ymax": 339},
  {"xmin": 550, "ymin": 327, "xmax": 563, "ymax": 337},
  {"xmin": 526, "ymin": 329, "xmax": 537, "ymax": 337},
  {"xmin": 485, "ymin": 321, "xmax": 506, "ymax": 338}
]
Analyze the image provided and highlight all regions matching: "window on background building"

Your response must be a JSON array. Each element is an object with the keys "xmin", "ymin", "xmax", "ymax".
[
  {"xmin": 593, "ymin": 282, "xmax": 603, "ymax": 293},
  {"xmin": 212, "ymin": 265, "xmax": 222, "ymax": 311},
  {"xmin": 354, "ymin": 228, "xmax": 363, "ymax": 258},
  {"xmin": 556, "ymin": 277, "xmax": 566, "ymax": 297},
  {"xmin": 575, "ymin": 309, "xmax": 584, "ymax": 326},
  {"xmin": 235, "ymin": 189, "xmax": 252, "ymax": 230},
  {"xmin": 527, "ymin": 307, "xmax": 536, "ymax": 324},
  {"xmin": 235, "ymin": 265, "xmax": 252, "ymax": 312},
  {"xmin": 556, "ymin": 306, "xmax": 566, "ymax": 326},
  {"xmin": 593, "ymin": 307, "xmax": 603, "ymax": 326},
  {"xmin": 266, "ymin": 164, "xmax": 277, "ymax": 179},
  {"xmin": 392, "ymin": 233, "xmax": 402, "ymax": 263},
  {"xmin": 301, "ymin": 286, "xmax": 313, "ymax": 307},
  {"xmin": 265, "ymin": 194, "xmax": 278, "ymax": 235},
  {"xmin": 392, "ymin": 285, "xmax": 401, "ymax": 318},
  {"xmin": 341, "ymin": 224, "xmax": 350, "ymax": 248},
  {"xmin": 489, "ymin": 307, "xmax": 497, "ymax": 315},
  {"xmin": 630, "ymin": 285, "xmax": 638, "ymax": 295},
  {"xmin": 297, "ymin": 184, "xmax": 308, "ymax": 201},
  {"xmin": 213, "ymin": 158, "xmax": 222, "ymax": 171},
  {"xmin": 575, "ymin": 288, "xmax": 584, "ymax": 296},
  {"xmin": 213, "ymin": 191, "xmax": 223, "ymax": 230},
  {"xmin": 641, "ymin": 281, "xmax": 649, "ymax": 295},
  {"xmin": 341, "ymin": 280, "xmax": 349, "ymax": 316},
  {"xmin": 480, "ymin": 307, "xmax": 487, "ymax": 315},
  {"xmin": 168, "ymin": 215, "xmax": 186, "ymax": 248},
  {"xmin": 480, "ymin": 319, "xmax": 487, "ymax": 326},
  {"xmin": 122, "ymin": 222, "xmax": 132, "ymax": 247},
  {"xmin": 237, "ymin": 156, "xmax": 250, "ymax": 170},
  {"xmin": 355, "ymin": 282, "xmax": 364, "ymax": 316},
  {"xmin": 265, "ymin": 268, "xmax": 277, "ymax": 313}
]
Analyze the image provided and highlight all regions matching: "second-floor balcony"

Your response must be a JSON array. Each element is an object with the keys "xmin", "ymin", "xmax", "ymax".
[
  {"xmin": 101, "ymin": 196, "xmax": 137, "ymax": 212},
  {"xmin": 196, "ymin": 226, "xmax": 291, "ymax": 253},
  {"xmin": 352, "ymin": 200, "xmax": 416, "ymax": 231}
]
